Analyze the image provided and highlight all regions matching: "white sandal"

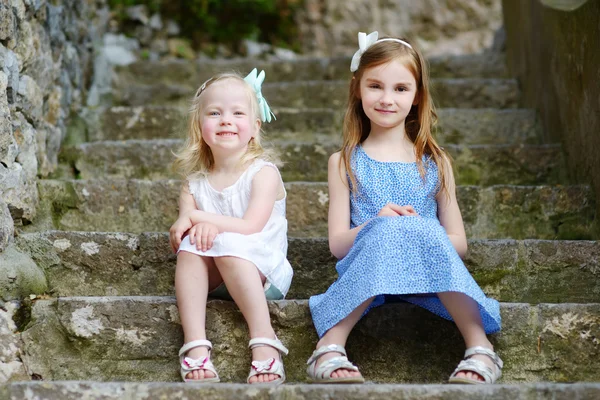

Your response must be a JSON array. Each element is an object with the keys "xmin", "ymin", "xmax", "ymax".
[
  {"xmin": 246, "ymin": 337, "xmax": 289, "ymax": 385},
  {"xmin": 306, "ymin": 344, "xmax": 365, "ymax": 384},
  {"xmin": 179, "ymin": 339, "xmax": 220, "ymax": 383},
  {"xmin": 448, "ymin": 346, "xmax": 503, "ymax": 384}
]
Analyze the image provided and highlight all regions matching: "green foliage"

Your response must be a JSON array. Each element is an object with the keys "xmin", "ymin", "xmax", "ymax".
[{"xmin": 110, "ymin": 0, "xmax": 302, "ymax": 53}]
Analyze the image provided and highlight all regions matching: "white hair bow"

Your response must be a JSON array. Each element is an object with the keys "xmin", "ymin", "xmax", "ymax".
[
  {"xmin": 350, "ymin": 31, "xmax": 379, "ymax": 72},
  {"xmin": 350, "ymin": 31, "xmax": 413, "ymax": 72},
  {"xmin": 244, "ymin": 68, "xmax": 276, "ymax": 123}
]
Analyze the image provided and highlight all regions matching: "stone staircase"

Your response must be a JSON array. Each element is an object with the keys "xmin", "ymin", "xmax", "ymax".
[{"xmin": 6, "ymin": 51, "xmax": 600, "ymax": 398}]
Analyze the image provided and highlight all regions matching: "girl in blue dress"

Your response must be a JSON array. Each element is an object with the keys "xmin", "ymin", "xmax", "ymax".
[{"xmin": 307, "ymin": 32, "xmax": 503, "ymax": 385}]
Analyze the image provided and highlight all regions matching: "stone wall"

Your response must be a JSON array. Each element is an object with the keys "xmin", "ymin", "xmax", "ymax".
[
  {"xmin": 296, "ymin": 0, "xmax": 503, "ymax": 56},
  {"xmin": 501, "ymin": 0, "xmax": 600, "ymax": 217},
  {"xmin": 0, "ymin": 0, "xmax": 109, "ymax": 248},
  {"xmin": 0, "ymin": 0, "xmax": 109, "ymax": 382},
  {"xmin": 0, "ymin": 0, "xmax": 108, "ymax": 244}
]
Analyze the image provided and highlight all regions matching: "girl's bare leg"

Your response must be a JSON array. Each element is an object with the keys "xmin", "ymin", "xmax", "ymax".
[
  {"xmin": 176, "ymin": 251, "xmax": 222, "ymax": 380},
  {"xmin": 214, "ymin": 256, "xmax": 280, "ymax": 383},
  {"xmin": 438, "ymin": 291, "xmax": 495, "ymax": 382},
  {"xmin": 313, "ymin": 296, "xmax": 375, "ymax": 379}
]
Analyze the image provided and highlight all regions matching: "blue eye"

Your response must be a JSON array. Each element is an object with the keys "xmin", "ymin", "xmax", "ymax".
[{"xmin": 208, "ymin": 111, "xmax": 219, "ymax": 116}]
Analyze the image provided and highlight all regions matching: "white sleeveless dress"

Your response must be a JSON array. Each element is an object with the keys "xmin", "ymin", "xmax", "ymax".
[{"xmin": 178, "ymin": 159, "xmax": 293, "ymax": 297}]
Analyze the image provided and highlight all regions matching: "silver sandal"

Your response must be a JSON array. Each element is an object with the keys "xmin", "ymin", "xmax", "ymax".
[
  {"xmin": 306, "ymin": 344, "xmax": 365, "ymax": 384},
  {"xmin": 448, "ymin": 346, "xmax": 503, "ymax": 384},
  {"xmin": 179, "ymin": 339, "xmax": 220, "ymax": 383},
  {"xmin": 246, "ymin": 337, "xmax": 289, "ymax": 385}
]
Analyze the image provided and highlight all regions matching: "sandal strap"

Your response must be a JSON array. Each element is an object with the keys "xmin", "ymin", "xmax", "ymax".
[
  {"xmin": 179, "ymin": 339, "xmax": 212, "ymax": 357},
  {"xmin": 450, "ymin": 358, "xmax": 496, "ymax": 383},
  {"xmin": 464, "ymin": 346, "xmax": 504, "ymax": 370},
  {"xmin": 309, "ymin": 355, "xmax": 358, "ymax": 380},
  {"xmin": 246, "ymin": 358, "xmax": 285, "ymax": 383},
  {"xmin": 306, "ymin": 344, "xmax": 348, "ymax": 365},
  {"xmin": 248, "ymin": 337, "xmax": 289, "ymax": 356}
]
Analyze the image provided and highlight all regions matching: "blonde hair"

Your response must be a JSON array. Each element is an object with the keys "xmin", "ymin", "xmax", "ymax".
[
  {"xmin": 341, "ymin": 38, "xmax": 452, "ymax": 201},
  {"xmin": 173, "ymin": 72, "xmax": 280, "ymax": 180}
]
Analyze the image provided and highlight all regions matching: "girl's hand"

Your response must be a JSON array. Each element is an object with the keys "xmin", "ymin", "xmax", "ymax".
[
  {"xmin": 169, "ymin": 216, "xmax": 192, "ymax": 253},
  {"xmin": 378, "ymin": 203, "xmax": 419, "ymax": 217},
  {"xmin": 188, "ymin": 222, "xmax": 219, "ymax": 252}
]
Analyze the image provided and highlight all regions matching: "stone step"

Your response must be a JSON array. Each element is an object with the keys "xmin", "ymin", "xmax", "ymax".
[
  {"xmin": 59, "ymin": 140, "xmax": 565, "ymax": 186},
  {"xmin": 30, "ymin": 180, "xmax": 596, "ymax": 240},
  {"xmin": 16, "ymin": 231, "xmax": 600, "ymax": 303},
  {"xmin": 86, "ymin": 106, "xmax": 540, "ymax": 145},
  {"xmin": 4, "ymin": 382, "xmax": 600, "ymax": 399},
  {"xmin": 114, "ymin": 53, "xmax": 508, "ymax": 88},
  {"xmin": 113, "ymin": 79, "xmax": 520, "ymax": 109},
  {"xmin": 19, "ymin": 297, "xmax": 600, "ymax": 383}
]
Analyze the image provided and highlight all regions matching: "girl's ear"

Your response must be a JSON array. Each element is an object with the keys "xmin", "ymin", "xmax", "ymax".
[{"xmin": 254, "ymin": 118, "xmax": 262, "ymax": 137}]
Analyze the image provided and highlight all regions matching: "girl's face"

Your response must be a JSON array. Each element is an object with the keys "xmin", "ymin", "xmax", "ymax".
[
  {"xmin": 200, "ymin": 79, "xmax": 260, "ymax": 155},
  {"xmin": 358, "ymin": 58, "xmax": 418, "ymax": 133}
]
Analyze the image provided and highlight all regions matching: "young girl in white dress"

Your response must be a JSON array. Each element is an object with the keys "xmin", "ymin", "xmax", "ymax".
[{"xmin": 169, "ymin": 69, "xmax": 293, "ymax": 385}]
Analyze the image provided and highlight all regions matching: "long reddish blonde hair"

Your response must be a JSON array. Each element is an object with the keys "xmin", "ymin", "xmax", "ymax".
[{"xmin": 341, "ymin": 38, "xmax": 452, "ymax": 201}]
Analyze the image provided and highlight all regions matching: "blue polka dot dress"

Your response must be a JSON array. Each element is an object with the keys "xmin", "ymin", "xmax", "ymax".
[{"xmin": 309, "ymin": 146, "xmax": 501, "ymax": 338}]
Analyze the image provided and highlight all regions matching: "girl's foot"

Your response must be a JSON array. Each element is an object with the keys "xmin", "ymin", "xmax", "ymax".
[
  {"xmin": 449, "ymin": 344, "xmax": 503, "ymax": 384},
  {"xmin": 184, "ymin": 346, "xmax": 217, "ymax": 381},
  {"xmin": 179, "ymin": 339, "xmax": 220, "ymax": 383},
  {"xmin": 315, "ymin": 340, "xmax": 362, "ymax": 380},
  {"xmin": 247, "ymin": 336, "xmax": 289, "ymax": 384},
  {"xmin": 306, "ymin": 342, "xmax": 364, "ymax": 383}
]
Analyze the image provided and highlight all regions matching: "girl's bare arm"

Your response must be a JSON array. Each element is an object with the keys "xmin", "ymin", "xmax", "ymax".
[
  {"xmin": 436, "ymin": 155, "xmax": 468, "ymax": 258},
  {"xmin": 327, "ymin": 152, "xmax": 371, "ymax": 259}
]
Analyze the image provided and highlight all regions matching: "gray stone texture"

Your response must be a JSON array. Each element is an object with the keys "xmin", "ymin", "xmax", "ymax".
[
  {"xmin": 113, "ymin": 79, "xmax": 520, "ymax": 110},
  {"xmin": 0, "ymin": 301, "xmax": 28, "ymax": 383},
  {"xmin": 0, "ymin": 0, "xmax": 108, "ymax": 235},
  {"xmin": 18, "ymin": 298, "xmax": 600, "ymax": 383},
  {"xmin": 59, "ymin": 139, "xmax": 565, "ymax": 186},
  {"xmin": 2, "ymin": 382, "xmax": 600, "ymax": 400},
  {"xmin": 294, "ymin": 0, "xmax": 503, "ymax": 56},
  {"xmin": 84, "ymin": 105, "xmax": 540, "ymax": 145},
  {"xmin": 14, "ymin": 231, "xmax": 600, "ymax": 304},
  {"xmin": 28, "ymin": 179, "xmax": 596, "ymax": 239},
  {"xmin": 0, "ymin": 245, "xmax": 47, "ymax": 300},
  {"xmin": 114, "ymin": 52, "xmax": 508, "ymax": 88}
]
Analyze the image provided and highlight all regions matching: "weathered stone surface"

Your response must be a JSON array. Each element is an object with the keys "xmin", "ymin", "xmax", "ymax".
[
  {"xmin": 0, "ymin": 162, "xmax": 38, "ymax": 223},
  {"xmin": 284, "ymin": 182, "xmax": 596, "ymax": 239},
  {"xmin": 295, "ymin": 0, "xmax": 502, "ymax": 57},
  {"xmin": 0, "ymin": 199, "xmax": 13, "ymax": 252},
  {"xmin": 19, "ymin": 298, "xmax": 600, "ymax": 382},
  {"xmin": 0, "ymin": 45, "xmax": 20, "ymax": 104},
  {"xmin": 61, "ymin": 139, "xmax": 564, "ymax": 186},
  {"xmin": 0, "ymin": 301, "xmax": 28, "ymax": 383},
  {"xmin": 29, "ymin": 179, "xmax": 596, "ymax": 240},
  {"xmin": 0, "ymin": 72, "xmax": 17, "ymax": 168},
  {"xmin": 0, "ymin": 244, "xmax": 47, "ymax": 300},
  {"xmin": 0, "ymin": 3, "xmax": 17, "ymax": 43},
  {"xmin": 114, "ymin": 53, "xmax": 508, "ymax": 87},
  {"xmin": 12, "ymin": 113, "xmax": 38, "ymax": 180},
  {"xmin": 15, "ymin": 231, "xmax": 600, "ymax": 304},
  {"xmin": 89, "ymin": 105, "xmax": 540, "ymax": 145},
  {"xmin": 16, "ymin": 75, "xmax": 43, "ymax": 124},
  {"xmin": 114, "ymin": 79, "xmax": 520, "ymax": 109},
  {"xmin": 3, "ymin": 382, "xmax": 600, "ymax": 400}
]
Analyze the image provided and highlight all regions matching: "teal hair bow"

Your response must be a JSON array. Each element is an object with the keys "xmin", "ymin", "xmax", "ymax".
[{"xmin": 244, "ymin": 68, "xmax": 276, "ymax": 123}]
